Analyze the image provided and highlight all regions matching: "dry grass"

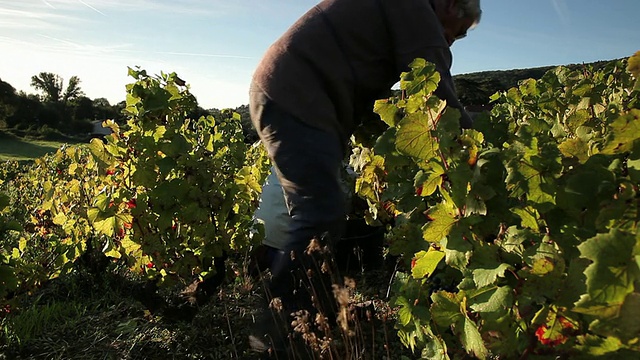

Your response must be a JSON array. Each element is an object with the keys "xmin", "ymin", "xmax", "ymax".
[{"xmin": 0, "ymin": 257, "xmax": 414, "ymax": 360}]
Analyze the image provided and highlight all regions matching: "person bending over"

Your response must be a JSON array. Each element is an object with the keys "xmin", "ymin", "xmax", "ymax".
[{"xmin": 249, "ymin": 0, "xmax": 481, "ymax": 357}]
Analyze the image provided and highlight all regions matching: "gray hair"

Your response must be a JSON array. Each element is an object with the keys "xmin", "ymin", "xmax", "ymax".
[{"xmin": 455, "ymin": 0, "xmax": 482, "ymax": 26}]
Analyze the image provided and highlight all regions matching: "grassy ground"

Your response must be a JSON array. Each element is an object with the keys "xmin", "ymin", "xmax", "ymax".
[
  {"xmin": 0, "ymin": 131, "xmax": 81, "ymax": 162},
  {"xmin": 0, "ymin": 256, "xmax": 412, "ymax": 360}
]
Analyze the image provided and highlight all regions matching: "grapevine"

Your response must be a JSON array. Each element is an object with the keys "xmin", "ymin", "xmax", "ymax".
[
  {"xmin": 0, "ymin": 68, "xmax": 270, "ymax": 295},
  {"xmin": 351, "ymin": 52, "xmax": 640, "ymax": 358}
]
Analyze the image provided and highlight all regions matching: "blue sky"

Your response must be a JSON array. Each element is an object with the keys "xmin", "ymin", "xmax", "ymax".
[{"xmin": 1, "ymin": 0, "xmax": 639, "ymax": 109}]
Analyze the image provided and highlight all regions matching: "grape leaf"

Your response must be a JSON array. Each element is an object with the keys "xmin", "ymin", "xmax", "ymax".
[
  {"xmin": 589, "ymin": 293, "xmax": 640, "ymax": 342},
  {"xmin": 473, "ymin": 263, "xmax": 512, "ymax": 288},
  {"xmin": 374, "ymin": 99, "xmax": 401, "ymax": 127},
  {"xmin": 441, "ymin": 236, "xmax": 472, "ymax": 270},
  {"xmin": 395, "ymin": 112, "xmax": 438, "ymax": 160},
  {"xmin": 415, "ymin": 163, "xmax": 445, "ymax": 197},
  {"xmin": 575, "ymin": 229, "xmax": 638, "ymax": 316},
  {"xmin": 469, "ymin": 286, "xmax": 513, "ymax": 313},
  {"xmin": 431, "ymin": 291, "xmax": 463, "ymax": 327},
  {"xmin": 510, "ymin": 206, "xmax": 540, "ymax": 230},
  {"xmin": 461, "ymin": 316, "xmax": 489, "ymax": 360},
  {"xmin": 431, "ymin": 291, "xmax": 488, "ymax": 359},
  {"xmin": 575, "ymin": 334, "xmax": 624, "ymax": 356},
  {"xmin": 419, "ymin": 331, "xmax": 449, "ymax": 360},
  {"xmin": 505, "ymin": 139, "xmax": 558, "ymax": 210},
  {"xmin": 422, "ymin": 203, "xmax": 457, "ymax": 243},
  {"xmin": 627, "ymin": 50, "xmax": 640, "ymax": 91},
  {"xmin": 601, "ymin": 110, "xmax": 640, "ymax": 154},
  {"xmin": 396, "ymin": 296, "xmax": 413, "ymax": 326},
  {"xmin": 558, "ymin": 137, "xmax": 590, "ymax": 163},
  {"xmin": 400, "ymin": 58, "xmax": 440, "ymax": 97},
  {"xmin": 412, "ymin": 249, "xmax": 445, "ymax": 279}
]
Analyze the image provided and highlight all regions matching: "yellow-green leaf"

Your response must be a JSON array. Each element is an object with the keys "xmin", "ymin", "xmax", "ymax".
[
  {"xmin": 411, "ymin": 249, "xmax": 445, "ymax": 279},
  {"xmin": 396, "ymin": 113, "xmax": 438, "ymax": 160},
  {"xmin": 558, "ymin": 138, "xmax": 590, "ymax": 163},
  {"xmin": 601, "ymin": 110, "xmax": 640, "ymax": 154},
  {"xmin": 373, "ymin": 100, "xmax": 400, "ymax": 127},
  {"xmin": 627, "ymin": 50, "xmax": 640, "ymax": 91},
  {"xmin": 52, "ymin": 212, "xmax": 67, "ymax": 226},
  {"xmin": 422, "ymin": 203, "xmax": 457, "ymax": 243}
]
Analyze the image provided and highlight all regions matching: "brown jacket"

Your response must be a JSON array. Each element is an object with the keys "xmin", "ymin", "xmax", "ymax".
[{"xmin": 252, "ymin": 0, "xmax": 471, "ymax": 144}]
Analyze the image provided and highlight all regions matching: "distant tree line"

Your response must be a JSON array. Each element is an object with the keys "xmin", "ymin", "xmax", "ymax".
[
  {"xmin": 1, "ymin": 58, "xmax": 620, "ymax": 141},
  {"xmin": 452, "ymin": 58, "xmax": 621, "ymax": 107},
  {"xmin": 0, "ymin": 73, "xmax": 257, "ymax": 142},
  {"xmin": 0, "ymin": 73, "xmax": 127, "ymax": 140}
]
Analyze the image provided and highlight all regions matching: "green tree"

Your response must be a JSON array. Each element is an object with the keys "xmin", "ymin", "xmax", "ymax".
[
  {"xmin": 37, "ymin": 103, "xmax": 64, "ymax": 128},
  {"xmin": 30, "ymin": 73, "xmax": 84, "ymax": 104},
  {"xmin": 92, "ymin": 97, "xmax": 111, "ymax": 108},
  {"xmin": 0, "ymin": 79, "xmax": 17, "ymax": 127},
  {"xmin": 93, "ymin": 98, "xmax": 126, "ymax": 124},
  {"xmin": 30, "ymin": 72, "xmax": 63, "ymax": 102},
  {"xmin": 62, "ymin": 76, "xmax": 84, "ymax": 104},
  {"xmin": 73, "ymin": 96, "xmax": 95, "ymax": 121},
  {"xmin": 6, "ymin": 93, "xmax": 42, "ymax": 129}
]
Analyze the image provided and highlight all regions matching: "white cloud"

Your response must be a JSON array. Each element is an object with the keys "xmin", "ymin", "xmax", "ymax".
[
  {"xmin": 26, "ymin": 0, "xmax": 249, "ymax": 16},
  {"xmin": 0, "ymin": 6, "xmax": 74, "ymax": 30},
  {"xmin": 550, "ymin": 0, "xmax": 571, "ymax": 27},
  {"xmin": 41, "ymin": 1, "xmax": 56, "ymax": 9},
  {"xmin": 77, "ymin": 0, "xmax": 107, "ymax": 16},
  {"xmin": 0, "ymin": 0, "xmax": 243, "ymax": 32}
]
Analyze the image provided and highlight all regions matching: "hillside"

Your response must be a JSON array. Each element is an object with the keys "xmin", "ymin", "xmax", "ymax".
[{"xmin": 453, "ymin": 58, "xmax": 625, "ymax": 106}]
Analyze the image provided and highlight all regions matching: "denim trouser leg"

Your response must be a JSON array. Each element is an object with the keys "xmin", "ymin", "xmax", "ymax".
[
  {"xmin": 250, "ymin": 88, "xmax": 347, "ymax": 252},
  {"xmin": 250, "ymin": 87, "xmax": 346, "ymax": 333}
]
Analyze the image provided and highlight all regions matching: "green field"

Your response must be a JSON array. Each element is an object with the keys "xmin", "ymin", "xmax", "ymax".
[{"xmin": 0, "ymin": 134, "xmax": 75, "ymax": 161}]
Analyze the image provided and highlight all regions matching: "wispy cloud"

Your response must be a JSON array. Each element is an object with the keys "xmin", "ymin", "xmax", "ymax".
[
  {"xmin": 78, "ymin": 0, "xmax": 107, "ymax": 16},
  {"xmin": 154, "ymin": 51, "xmax": 253, "ymax": 60},
  {"xmin": 32, "ymin": 34, "xmax": 136, "ymax": 60},
  {"xmin": 550, "ymin": 0, "xmax": 571, "ymax": 27},
  {"xmin": 0, "ymin": 2, "xmax": 81, "ymax": 30},
  {"xmin": 41, "ymin": 0, "xmax": 56, "ymax": 9},
  {"xmin": 34, "ymin": 0, "xmax": 239, "ymax": 16},
  {"xmin": 37, "ymin": 34, "xmax": 105, "ymax": 53},
  {"xmin": 4, "ymin": 32, "xmax": 254, "ymax": 63},
  {"xmin": 0, "ymin": 0, "xmax": 257, "ymax": 60},
  {"xmin": 0, "ymin": 0, "xmax": 249, "ymax": 32}
]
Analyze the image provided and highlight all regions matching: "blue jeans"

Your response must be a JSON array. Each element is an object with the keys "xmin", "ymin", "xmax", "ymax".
[
  {"xmin": 250, "ymin": 85, "xmax": 347, "ymax": 252},
  {"xmin": 249, "ymin": 86, "xmax": 345, "ymax": 346}
]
